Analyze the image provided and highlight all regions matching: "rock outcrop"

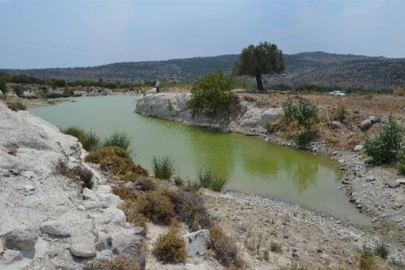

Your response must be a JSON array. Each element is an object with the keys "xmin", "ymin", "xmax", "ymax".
[
  {"xmin": 135, "ymin": 93, "xmax": 282, "ymax": 134},
  {"xmin": 0, "ymin": 102, "xmax": 145, "ymax": 269}
]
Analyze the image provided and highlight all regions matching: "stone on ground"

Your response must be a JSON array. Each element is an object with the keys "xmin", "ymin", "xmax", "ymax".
[
  {"xmin": 182, "ymin": 229, "xmax": 210, "ymax": 257},
  {"xmin": 3, "ymin": 227, "xmax": 38, "ymax": 251}
]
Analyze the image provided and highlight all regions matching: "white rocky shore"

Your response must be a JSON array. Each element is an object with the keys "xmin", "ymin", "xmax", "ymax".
[
  {"xmin": 0, "ymin": 102, "xmax": 144, "ymax": 269},
  {"xmin": 135, "ymin": 93, "xmax": 282, "ymax": 134}
]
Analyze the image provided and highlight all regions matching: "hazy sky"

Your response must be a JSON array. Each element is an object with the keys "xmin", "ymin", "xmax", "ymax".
[{"xmin": 1, "ymin": 0, "xmax": 404, "ymax": 69}]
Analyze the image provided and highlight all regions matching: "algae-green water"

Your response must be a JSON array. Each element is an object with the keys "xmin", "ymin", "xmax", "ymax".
[{"xmin": 29, "ymin": 95, "xmax": 370, "ymax": 225}]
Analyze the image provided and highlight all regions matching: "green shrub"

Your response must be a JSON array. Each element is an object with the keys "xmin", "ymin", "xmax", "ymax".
[
  {"xmin": 281, "ymin": 97, "xmax": 319, "ymax": 149},
  {"xmin": 152, "ymin": 156, "xmax": 176, "ymax": 180},
  {"xmin": 103, "ymin": 131, "xmax": 131, "ymax": 151},
  {"xmin": 360, "ymin": 246, "xmax": 377, "ymax": 270},
  {"xmin": 374, "ymin": 243, "xmax": 389, "ymax": 259},
  {"xmin": 13, "ymin": 85, "xmax": 24, "ymax": 97},
  {"xmin": 62, "ymin": 127, "xmax": 100, "ymax": 152},
  {"xmin": 365, "ymin": 116, "xmax": 403, "ymax": 165},
  {"xmin": 197, "ymin": 170, "xmax": 227, "ymax": 191},
  {"xmin": 45, "ymin": 93, "xmax": 65, "ymax": 99},
  {"xmin": 153, "ymin": 223, "xmax": 187, "ymax": 264},
  {"xmin": 293, "ymin": 130, "xmax": 318, "ymax": 149},
  {"xmin": 186, "ymin": 70, "xmax": 235, "ymax": 117},
  {"xmin": 397, "ymin": 146, "xmax": 405, "ymax": 175},
  {"xmin": 0, "ymin": 78, "xmax": 7, "ymax": 95}
]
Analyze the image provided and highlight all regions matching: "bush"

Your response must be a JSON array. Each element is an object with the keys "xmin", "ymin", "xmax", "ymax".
[
  {"xmin": 0, "ymin": 78, "xmax": 7, "ymax": 95},
  {"xmin": 119, "ymin": 200, "xmax": 149, "ymax": 230},
  {"xmin": 210, "ymin": 225, "xmax": 243, "ymax": 268},
  {"xmin": 61, "ymin": 127, "xmax": 100, "ymax": 152},
  {"xmin": 152, "ymin": 156, "xmax": 176, "ymax": 180},
  {"xmin": 6, "ymin": 100, "xmax": 26, "ymax": 111},
  {"xmin": 266, "ymin": 118, "xmax": 283, "ymax": 133},
  {"xmin": 393, "ymin": 87, "xmax": 405, "ymax": 96},
  {"xmin": 174, "ymin": 176, "xmax": 184, "ymax": 186},
  {"xmin": 136, "ymin": 189, "xmax": 177, "ymax": 225},
  {"xmin": 397, "ymin": 146, "xmax": 405, "ymax": 175},
  {"xmin": 374, "ymin": 243, "xmax": 389, "ymax": 259},
  {"xmin": 336, "ymin": 103, "xmax": 348, "ymax": 124},
  {"xmin": 281, "ymin": 97, "xmax": 319, "ymax": 149},
  {"xmin": 85, "ymin": 147, "xmax": 148, "ymax": 177},
  {"xmin": 153, "ymin": 222, "xmax": 187, "ymax": 264},
  {"xmin": 186, "ymin": 70, "xmax": 235, "ymax": 117},
  {"xmin": 113, "ymin": 187, "xmax": 138, "ymax": 202},
  {"xmin": 198, "ymin": 170, "xmax": 227, "ymax": 191},
  {"xmin": 365, "ymin": 116, "xmax": 403, "ymax": 165},
  {"xmin": 13, "ymin": 85, "xmax": 24, "ymax": 97},
  {"xmin": 45, "ymin": 93, "xmax": 65, "ymax": 99},
  {"xmin": 103, "ymin": 131, "xmax": 131, "ymax": 151}
]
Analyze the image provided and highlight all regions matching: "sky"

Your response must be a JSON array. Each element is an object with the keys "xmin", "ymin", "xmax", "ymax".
[{"xmin": 0, "ymin": 0, "xmax": 404, "ymax": 69}]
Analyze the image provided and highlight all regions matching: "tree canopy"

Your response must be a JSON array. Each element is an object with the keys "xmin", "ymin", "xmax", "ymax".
[{"xmin": 232, "ymin": 42, "xmax": 285, "ymax": 91}]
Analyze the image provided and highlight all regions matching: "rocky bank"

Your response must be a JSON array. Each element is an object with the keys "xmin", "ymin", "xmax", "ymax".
[
  {"xmin": 135, "ymin": 93, "xmax": 282, "ymax": 134},
  {"xmin": 0, "ymin": 102, "xmax": 145, "ymax": 269}
]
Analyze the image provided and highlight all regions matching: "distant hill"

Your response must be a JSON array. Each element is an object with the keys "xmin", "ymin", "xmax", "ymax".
[{"xmin": 2, "ymin": 52, "xmax": 405, "ymax": 90}]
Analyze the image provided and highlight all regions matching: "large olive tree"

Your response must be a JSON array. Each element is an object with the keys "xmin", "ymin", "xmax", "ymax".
[{"xmin": 232, "ymin": 42, "xmax": 285, "ymax": 91}]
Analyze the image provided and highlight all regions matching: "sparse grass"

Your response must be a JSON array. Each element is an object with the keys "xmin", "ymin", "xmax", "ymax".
[
  {"xmin": 6, "ymin": 100, "xmax": 26, "ymax": 111},
  {"xmin": 397, "ymin": 146, "xmax": 405, "ymax": 175},
  {"xmin": 153, "ymin": 221, "xmax": 187, "ymax": 264},
  {"xmin": 270, "ymin": 241, "xmax": 283, "ymax": 253},
  {"xmin": 266, "ymin": 117, "xmax": 284, "ymax": 133},
  {"xmin": 182, "ymin": 179, "xmax": 201, "ymax": 193},
  {"xmin": 336, "ymin": 102, "xmax": 349, "ymax": 124},
  {"xmin": 152, "ymin": 156, "xmax": 176, "ymax": 180},
  {"xmin": 103, "ymin": 131, "xmax": 131, "ymax": 151},
  {"xmin": 210, "ymin": 224, "xmax": 243, "ymax": 268},
  {"xmin": 83, "ymin": 256, "xmax": 141, "ymax": 270},
  {"xmin": 134, "ymin": 177, "xmax": 156, "ymax": 191},
  {"xmin": 393, "ymin": 87, "xmax": 405, "ymax": 96},
  {"xmin": 85, "ymin": 147, "xmax": 148, "ymax": 177},
  {"xmin": 119, "ymin": 200, "xmax": 149, "ymax": 230},
  {"xmin": 198, "ymin": 169, "xmax": 227, "ymax": 191}
]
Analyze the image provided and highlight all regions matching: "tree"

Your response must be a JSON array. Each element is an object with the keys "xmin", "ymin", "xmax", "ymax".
[{"xmin": 232, "ymin": 42, "xmax": 285, "ymax": 91}]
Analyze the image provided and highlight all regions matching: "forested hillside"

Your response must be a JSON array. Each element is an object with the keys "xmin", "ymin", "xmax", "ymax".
[{"xmin": 2, "ymin": 52, "xmax": 405, "ymax": 90}]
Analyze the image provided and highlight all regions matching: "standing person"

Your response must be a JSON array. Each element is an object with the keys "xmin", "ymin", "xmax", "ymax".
[{"xmin": 156, "ymin": 79, "xmax": 160, "ymax": 93}]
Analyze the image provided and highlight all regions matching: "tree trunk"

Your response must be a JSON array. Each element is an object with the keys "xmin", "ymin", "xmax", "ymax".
[{"xmin": 255, "ymin": 73, "xmax": 264, "ymax": 91}]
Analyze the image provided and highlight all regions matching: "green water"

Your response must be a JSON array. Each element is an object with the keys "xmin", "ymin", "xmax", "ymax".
[{"xmin": 29, "ymin": 95, "xmax": 370, "ymax": 225}]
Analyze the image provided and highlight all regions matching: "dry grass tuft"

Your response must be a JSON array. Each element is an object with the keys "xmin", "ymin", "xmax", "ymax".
[
  {"xmin": 6, "ymin": 100, "xmax": 26, "ymax": 111},
  {"xmin": 153, "ymin": 220, "xmax": 187, "ymax": 264},
  {"xmin": 113, "ymin": 187, "xmax": 138, "ymax": 202},
  {"xmin": 136, "ymin": 189, "xmax": 177, "ymax": 225},
  {"xmin": 83, "ymin": 256, "xmax": 140, "ymax": 270},
  {"xmin": 85, "ymin": 147, "xmax": 148, "ymax": 177},
  {"xmin": 210, "ymin": 224, "xmax": 244, "ymax": 269}
]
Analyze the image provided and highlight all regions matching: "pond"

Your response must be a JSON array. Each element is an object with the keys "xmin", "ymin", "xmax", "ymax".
[{"xmin": 29, "ymin": 95, "xmax": 370, "ymax": 225}]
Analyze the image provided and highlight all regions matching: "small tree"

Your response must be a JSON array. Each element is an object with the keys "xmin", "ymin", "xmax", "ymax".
[
  {"xmin": 0, "ymin": 78, "xmax": 7, "ymax": 95},
  {"xmin": 232, "ymin": 42, "xmax": 285, "ymax": 91}
]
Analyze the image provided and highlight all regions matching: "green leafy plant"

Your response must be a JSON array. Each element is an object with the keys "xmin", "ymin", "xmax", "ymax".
[
  {"xmin": 374, "ymin": 243, "xmax": 389, "ymax": 260},
  {"xmin": 13, "ymin": 85, "xmax": 24, "ymax": 97},
  {"xmin": 186, "ymin": 70, "xmax": 235, "ymax": 117},
  {"xmin": 365, "ymin": 116, "xmax": 403, "ymax": 165},
  {"xmin": 152, "ymin": 156, "xmax": 176, "ymax": 180},
  {"xmin": 62, "ymin": 127, "xmax": 100, "ymax": 151}
]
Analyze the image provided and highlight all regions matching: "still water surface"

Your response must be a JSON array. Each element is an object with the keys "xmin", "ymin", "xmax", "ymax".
[{"xmin": 29, "ymin": 95, "xmax": 370, "ymax": 225}]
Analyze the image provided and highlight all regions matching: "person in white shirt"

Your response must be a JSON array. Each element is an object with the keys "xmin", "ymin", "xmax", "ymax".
[{"xmin": 156, "ymin": 79, "xmax": 160, "ymax": 93}]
